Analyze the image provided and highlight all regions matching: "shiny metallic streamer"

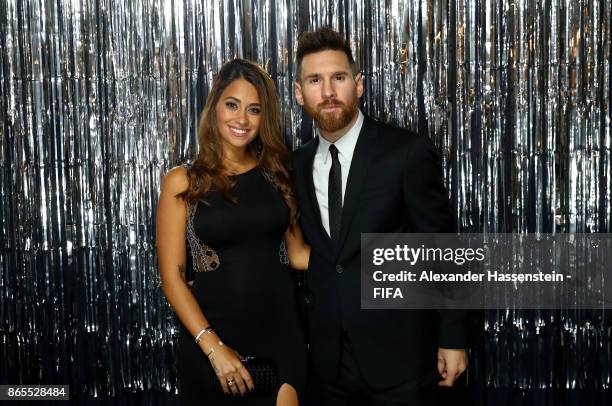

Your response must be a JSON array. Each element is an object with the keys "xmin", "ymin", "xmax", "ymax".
[{"xmin": 0, "ymin": 0, "xmax": 610, "ymax": 401}]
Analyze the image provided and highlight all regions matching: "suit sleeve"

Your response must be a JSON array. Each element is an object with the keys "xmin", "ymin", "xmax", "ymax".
[{"xmin": 402, "ymin": 134, "xmax": 468, "ymax": 349}]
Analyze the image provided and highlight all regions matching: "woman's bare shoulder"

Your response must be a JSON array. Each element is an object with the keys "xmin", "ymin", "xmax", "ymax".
[{"xmin": 161, "ymin": 165, "xmax": 190, "ymax": 195}]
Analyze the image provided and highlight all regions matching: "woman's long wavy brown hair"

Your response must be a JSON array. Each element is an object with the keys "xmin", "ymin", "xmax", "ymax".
[{"xmin": 178, "ymin": 59, "xmax": 298, "ymax": 227}]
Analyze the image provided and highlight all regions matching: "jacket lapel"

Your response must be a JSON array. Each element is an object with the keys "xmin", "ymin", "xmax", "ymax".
[
  {"xmin": 334, "ymin": 117, "xmax": 378, "ymax": 259},
  {"xmin": 300, "ymin": 137, "xmax": 335, "ymax": 261}
]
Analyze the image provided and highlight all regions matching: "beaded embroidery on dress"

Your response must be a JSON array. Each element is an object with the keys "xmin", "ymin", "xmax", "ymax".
[
  {"xmin": 186, "ymin": 202, "xmax": 220, "ymax": 272},
  {"xmin": 262, "ymin": 169, "xmax": 289, "ymax": 265}
]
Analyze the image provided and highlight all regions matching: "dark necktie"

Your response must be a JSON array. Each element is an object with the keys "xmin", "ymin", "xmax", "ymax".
[{"xmin": 328, "ymin": 144, "xmax": 342, "ymax": 241}]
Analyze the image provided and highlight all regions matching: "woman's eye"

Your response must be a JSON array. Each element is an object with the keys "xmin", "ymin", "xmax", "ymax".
[
  {"xmin": 249, "ymin": 107, "xmax": 261, "ymax": 114},
  {"xmin": 226, "ymin": 101, "xmax": 238, "ymax": 109}
]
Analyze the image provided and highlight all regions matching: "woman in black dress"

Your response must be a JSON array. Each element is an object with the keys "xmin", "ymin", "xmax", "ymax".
[{"xmin": 156, "ymin": 59, "xmax": 309, "ymax": 405}]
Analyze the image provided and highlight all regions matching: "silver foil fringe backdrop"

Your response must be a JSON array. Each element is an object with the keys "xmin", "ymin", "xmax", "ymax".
[{"xmin": 0, "ymin": 0, "xmax": 610, "ymax": 401}]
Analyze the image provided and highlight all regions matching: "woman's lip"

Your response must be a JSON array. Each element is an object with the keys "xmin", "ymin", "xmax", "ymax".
[{"xmin": 228, "ymin": 125, "xmax": 250, "ymax": 135}]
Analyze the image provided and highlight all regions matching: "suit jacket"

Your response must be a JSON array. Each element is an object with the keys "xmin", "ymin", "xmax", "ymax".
[{"xmin": 292, "ymin": 116, "xmax": 467, "ymax": 388}]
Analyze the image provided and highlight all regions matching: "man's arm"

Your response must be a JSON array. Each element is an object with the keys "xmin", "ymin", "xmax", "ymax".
[{"xmin": 401, "ymin": 133, "xmax": 468, "ymax": 386}]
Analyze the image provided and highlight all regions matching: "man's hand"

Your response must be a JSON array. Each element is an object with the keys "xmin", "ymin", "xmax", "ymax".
[{"xmin": 437, "ymin": 348, "xmax": 467, "ymax": 387}]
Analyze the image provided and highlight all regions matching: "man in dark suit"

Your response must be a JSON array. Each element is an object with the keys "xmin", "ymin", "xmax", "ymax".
[{"xmin": 292, "ymin": 28, "xmax": 468, "ymax": 405}]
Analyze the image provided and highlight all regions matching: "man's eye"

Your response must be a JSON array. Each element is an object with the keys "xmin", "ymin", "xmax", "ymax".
[
  {"xmin": 309, "ymin": 78, "xmax": 320, "ymax": 84},
  {"xmin": 335, "ymin": 75, "xmax": 345, "ymax": 81}
]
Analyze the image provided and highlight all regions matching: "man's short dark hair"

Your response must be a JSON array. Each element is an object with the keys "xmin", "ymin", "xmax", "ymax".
[{"xmin": 296, "ymin": 27, "xmax": 358, "ymax": 81}]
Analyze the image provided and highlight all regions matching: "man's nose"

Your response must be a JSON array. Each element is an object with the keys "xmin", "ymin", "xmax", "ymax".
[{"xmin": 321, "ymin": 79, "xmax": 336, "ymax": 99}]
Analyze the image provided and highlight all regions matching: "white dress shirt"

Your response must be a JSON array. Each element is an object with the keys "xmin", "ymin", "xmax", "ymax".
[{"xmin": 312, "ymin": 110, "xmax": 364, "ymax": 237}]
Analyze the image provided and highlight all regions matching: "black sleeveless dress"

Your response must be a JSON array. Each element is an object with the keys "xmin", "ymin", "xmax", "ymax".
[{"xmin": 176, "ymin": 167, "xmax": 306, "ymax": 405}]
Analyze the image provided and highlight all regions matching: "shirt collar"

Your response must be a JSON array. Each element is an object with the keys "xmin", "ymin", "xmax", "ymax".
[{"xmin": 316, "ymin": 110, "xmax": 364, "ymax": 165}]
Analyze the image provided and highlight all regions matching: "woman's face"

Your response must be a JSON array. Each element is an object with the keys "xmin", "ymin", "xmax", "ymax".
[{"xmin": 215, "ymin": 78, "xmax": 262, "ymax": 154}]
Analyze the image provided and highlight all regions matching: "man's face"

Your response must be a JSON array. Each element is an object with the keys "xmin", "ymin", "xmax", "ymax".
[{"xmin": 295, "ymin": 50, "xmax": 363, "ymax": 136}]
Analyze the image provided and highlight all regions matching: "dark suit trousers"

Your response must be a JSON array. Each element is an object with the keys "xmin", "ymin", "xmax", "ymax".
[{"xmin": 311, "ymin": 332, "xmax": 435, "ymax": 406}]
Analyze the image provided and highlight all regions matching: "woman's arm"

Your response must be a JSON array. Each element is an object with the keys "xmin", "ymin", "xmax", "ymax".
[
  {"xmin": 156, "ymin": 167, "xmax": 213, "ymax": 343},
  {"xmin": 156, "ymin": 166, "xmax": 253, "ymax": 396},
  {"xmin": 284, "ymin": 224, "xmax": 310, "ymax": 271}
]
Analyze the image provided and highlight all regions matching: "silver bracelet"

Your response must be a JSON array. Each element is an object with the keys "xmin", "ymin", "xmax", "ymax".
[{"xmin": 194, "ymin": 326, "xmax": 213, "ymax": 344}]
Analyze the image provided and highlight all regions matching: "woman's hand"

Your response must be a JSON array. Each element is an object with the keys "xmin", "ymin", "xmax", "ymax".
[
  {"xmin": 204, "ymin": 341, "xmax": 254, "ymax": 396},
  {"xmin": 285, "ymin": 225, "xmax": 311, "ymax": 271}
]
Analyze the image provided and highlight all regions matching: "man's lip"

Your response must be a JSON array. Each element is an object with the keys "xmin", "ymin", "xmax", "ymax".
[{"xmin": 320, "ymin": 105, "xmax": 341, "ymax": 110}]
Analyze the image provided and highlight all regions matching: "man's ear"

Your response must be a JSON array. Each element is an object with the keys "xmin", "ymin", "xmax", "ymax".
[
  {"xmin": 355, "ymin": 72, "xmax": 364, "ymax": 99},
  {"xmin": 294, "ymin": 81, "xmax": 304, "ymax": 106}
]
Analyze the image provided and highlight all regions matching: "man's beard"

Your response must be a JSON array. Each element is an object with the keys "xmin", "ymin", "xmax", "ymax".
[{"xmin": 305, "ymin": 99, "xmax": 358, "ymax": 133}]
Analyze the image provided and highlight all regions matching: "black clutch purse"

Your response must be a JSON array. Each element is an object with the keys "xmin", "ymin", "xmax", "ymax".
[{"xmin": 213, "ymin": 356, "xmax": 279, "ymax": 397}]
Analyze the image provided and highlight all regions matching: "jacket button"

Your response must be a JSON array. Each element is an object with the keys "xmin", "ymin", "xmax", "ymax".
[{"xmin": 336, "ymin": 265, "xmax": 344, "ymax": 274}]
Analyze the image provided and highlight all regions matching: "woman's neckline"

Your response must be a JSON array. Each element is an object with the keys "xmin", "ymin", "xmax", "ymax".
[{"xmin": 227, "ymin": 165, "xmax": 258, "ymax": 177}]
